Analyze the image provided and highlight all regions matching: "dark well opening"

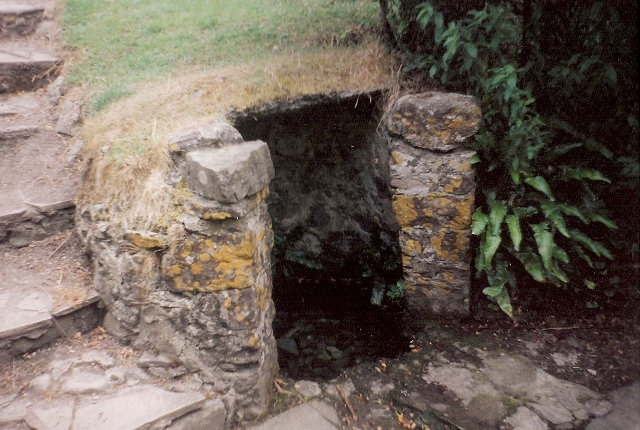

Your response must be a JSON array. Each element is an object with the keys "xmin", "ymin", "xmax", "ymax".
[{"xmin": 232, "ymin": 92, "xmax": 410, "ymax": 380}]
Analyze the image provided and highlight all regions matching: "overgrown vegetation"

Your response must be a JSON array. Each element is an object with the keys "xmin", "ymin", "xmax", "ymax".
[{"xmin": 380, "ymin": 0, "xmax": 639, "ymax": 318}]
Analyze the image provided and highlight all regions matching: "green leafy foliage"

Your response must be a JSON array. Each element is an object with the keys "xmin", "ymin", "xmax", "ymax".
[{"xmin": 381, "ymin": 1, "xmax": 637, "ymax": 318}]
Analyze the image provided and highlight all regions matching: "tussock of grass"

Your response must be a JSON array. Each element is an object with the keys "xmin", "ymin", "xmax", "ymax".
[{"xmin": 78, "ymin": 42, "xmax": 400, "ymax": 231}]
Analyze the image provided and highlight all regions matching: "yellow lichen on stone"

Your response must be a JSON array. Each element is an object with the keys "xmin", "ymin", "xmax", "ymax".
[
  {"xmin": 170, "ymin": 264, "xmax": 182, "ymax": 276},
  {"xmin": 451, "ymin": 194, "xmax": 474, "ymax": 230},
  {"xmin": 444, "ymin": 177, "xmax": 463, "ymax": 193},
  {"xmin": 125, "ymin": 231, "xmax": 169, "ymax": 249},
  {"xmin": 203, "ymin": 211, "xmax": 233, "ymax": 220},
  {"xmin": 392, "ymin": 195, "xmax": 418, "ymax": 228},
  {"xmin": 403, "ymin": 239, "xmax": 423, "ymax": 256},
  {"xmin": 390, "ymin": 151, "xmax": 404, "ymax": 165},
  {"xmin": 429, "ymin": 229, "xmax": 470, "ymax": 262},
  {"xmin": 180, "ymin": 242, "xmax": 193, "ymax": 259},
  {"xmin": 190, "ymin": 262, "xmax": 203, "ymax": 275},
  {"xmin": 199, "ymin": 253, "xmax": 211, "ymax": 262},
  {"xmin": 248, "ymin": 335, "xmax": 259, "ymax": 347}
]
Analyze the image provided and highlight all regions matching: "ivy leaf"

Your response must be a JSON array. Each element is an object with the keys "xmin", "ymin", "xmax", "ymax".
[
  {"xmin": 561, "ymin": 167, "xmax": 611, "ymax": 183},
  {"xmin": 505, "ymin": 214, "xmax": 522, "ymax": 251},
  {"xmin": 488, "ymin": 198, "xmax": 507, "ymax": 236},
  {"xmin": 590, "ymin": 214, "xmax": 618, "ymax": 229},
  {"xmin": 471, "ymin": 209, "xmax": 489, "ymax": 235},
  {"xmin": 569, "ymin": 229, "xmax": 613, "ymax": 259},
  {"xmin": 483, "ymin": 284, "xmax": 513, "ymax": 319},
  {"xmin": 531, "ymin": 222, "xmax": 554, "ymax": 271},
  {"xmin": 540, "ymin": 201, "xmax": 570, "ymax": 237},
  {"xmin": 464, "ymin": 42, "xmax": 478, "ymax": 58},
  {"xmin": 523, "ymin": 254, "xmax": 546, "ymax": 282},
  {"xmin": 524, "ymin": 176, "xmax": 555, "ymax": 201},
  {"xmin": 483, "ymin": 234, "xmax": 502, "ymax": 268},
  {"xmin": 557, "ymin": 203, "xmax": 588, "ymax": 223}
]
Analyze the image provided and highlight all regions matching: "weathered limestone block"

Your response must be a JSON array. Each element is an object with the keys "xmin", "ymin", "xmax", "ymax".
[
  {"xmin": 161, "ymin": 199, "xmax": 272, "ymax": 293},
  {"xmin": 387, "ymin": 92, "xmax": 481, "ymax": 318},
  {"xmin": 167, "ymin": 120, "xmax": 244, "ymax": 185},
  {"xmin": 186, "ymin": 141, "xmax": 274, "ymax": 203},
  {"xmin": 387, "ymin": 92, "xmax": 481, "ymax": 152}
]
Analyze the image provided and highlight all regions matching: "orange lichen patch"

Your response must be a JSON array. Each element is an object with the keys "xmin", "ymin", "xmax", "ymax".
[
  {"xmin": 190, "ymin": 262, "xmax": 203, "ymax": 275},
  {"xmin": 125, "ymin": 231, "xmax": 169, "ymax": 249},
  {"xmin": 390, "ymin": 150, "xmax": 404, "ymax": 165},
  {"xmin": 451, "ymin": 194, "xmax": 474, "ymax": 230},
  {"xmin": 402, "ymin": 238, "xmax": 423, "ymax": 256},
  {"xmin": 444, "ymin": 177, "xmax": 464, "ymax": 193},
  {"xmin": 163, "ymin": 231, "xmax": 263, "ymax": 292},
  {"xmin": 392, "ymin": 195, "xmax": 418, "ymax": 228},
  {"xmin": 203, "ymin": 211, "xmax": 233, "ymax": 220},
  {"xmin": 429, "ymin": 228, "xmax": 470, "ymax": 262},
  {"xmin": 248, "ymin": 335, "xmax": 260, "ymax": 347}
]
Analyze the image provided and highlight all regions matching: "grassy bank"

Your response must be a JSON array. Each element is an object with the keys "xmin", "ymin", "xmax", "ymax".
[
  {"xmin": 62, "ymin": 0, "xmax": 382, "ymax": 111},
  {"xmin": 63, "ymin": 0, "xmax": 399, "ymax": 230}
]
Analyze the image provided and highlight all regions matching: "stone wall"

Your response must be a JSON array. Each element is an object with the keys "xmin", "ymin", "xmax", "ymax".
[
  {"xmin": 386, "ymin": 92, "xmax": 481, "ymax": 318},
  {"xmin": 77, "ymin": 121, "xmax": 278, "ymax": 422},
  {"xmin": 77, "ymin": 91, "xmax": 480, "ymax": 425}
]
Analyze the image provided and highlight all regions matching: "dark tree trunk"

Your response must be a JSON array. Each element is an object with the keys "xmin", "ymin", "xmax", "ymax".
[{"xmin": 378, "ymin": 0, "xmax": 398, "ymax": 48}]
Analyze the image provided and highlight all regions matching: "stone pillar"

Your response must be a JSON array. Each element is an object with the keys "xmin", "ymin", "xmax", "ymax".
[
  {"xmin": 152, "ymin": 134, "xmax": 277, "ymax": 420},
  {"xmin": 77, "ymin": 121, "xmax": 279, "ymax": 422},
  {"xmin": 386, "ymin": 92, "xmax": 481, "ymax": 318}
]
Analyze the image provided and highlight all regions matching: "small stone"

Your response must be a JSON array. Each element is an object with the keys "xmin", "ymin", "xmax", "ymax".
[
  {"xmin": 55, "ymin": 99, "xmax": 82, "ymax": 136},
  {"xmin": 166, "ymin": 398, "xmax": 226, "ymax": 430},
  {"xmin": 186, "ymin": 140, "xmax": 274, "ymax": 203},
  {"xmin": 587, "ymin": 369, "xmax": 597, "ymax": 376},
  {"xmin": 325, "ymin": 379, "xmax": 355, "ymax": 400},
  {"xmin": 47, "ymin": 76, "xmax": 66, "ymax": 106},
  {"xmin": 29, "ymin": 374, "xmax": 52, "ymax": 393},
  {"xmin": 146, "ymin": 366, "xmax": 187, "ymax": 379},
  {"xmin": 551, "ymin": 352, "xmax": 579, "ymax": 367},
  {"xmin": 294, "ymin": 380, "xmax": 321, "ymax": 400}
]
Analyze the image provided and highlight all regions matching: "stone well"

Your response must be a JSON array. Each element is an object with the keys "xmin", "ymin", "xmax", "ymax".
[{"xmin": 77, "ymin": 90, "xmax": 481, "ymax": 423}]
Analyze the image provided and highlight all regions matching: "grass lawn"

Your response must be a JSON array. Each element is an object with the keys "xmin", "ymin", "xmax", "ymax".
[
  {"xmin": 66, "ymin": 0, "xmax": 399, "ymax": 231},
  {"xmin": 62, "ymin": 0, "xmax": 381, "ymax": 111}
]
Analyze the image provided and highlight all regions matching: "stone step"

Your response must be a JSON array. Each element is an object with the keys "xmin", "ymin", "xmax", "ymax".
[
  {"xmin": 0, "ymin": 45, "xmax": 61, "ymax": 93},
  {"xmin": 0, "ymin": 91, "xmax": 81, "ymax": 248},
  {"xmin": 0, "ymin": 229, "xmax": 101, "ymax": 359},
  {"xmin": 0, "ymin": 3, "xmax": 45, "ymax": 38}
]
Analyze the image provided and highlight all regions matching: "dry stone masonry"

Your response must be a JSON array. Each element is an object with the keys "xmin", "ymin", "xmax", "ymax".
[
  {"xmin": 387, "ymin": 92, "xmax": 481, "ymax": 318},
  {"xmin": 77, "ymin": 91, "xmax": 481, "ymax": 422},
  {"xmin": 78, "ymin": 121, "xmax": 278, "ymax": 421}
]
